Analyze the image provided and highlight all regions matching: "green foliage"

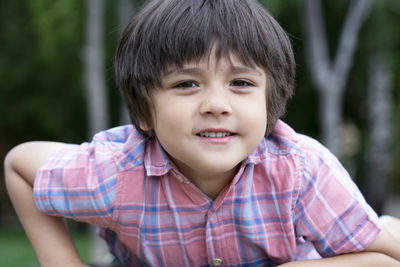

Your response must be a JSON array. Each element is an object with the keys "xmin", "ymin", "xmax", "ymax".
[
  {"xmin": 0, "ymin": 227, "xmax": 90, "ymax": 266},
  {"xmin": 0, "ymin": 0, "xmax": 86, "ymax": 146},
  {"xmin": 28, "ymin": 0, "xmax": 83, "ymax": 61}
]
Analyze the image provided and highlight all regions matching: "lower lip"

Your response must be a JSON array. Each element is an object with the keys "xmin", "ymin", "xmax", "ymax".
[{"xmin": 197, "ymin": 135, "xmax": 236, "ymax": 144}]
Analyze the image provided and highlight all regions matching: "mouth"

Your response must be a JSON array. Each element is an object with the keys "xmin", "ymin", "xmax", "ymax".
[{"xmin": 195, "ymin": 129, "xmax": 237, "ymax": 138}]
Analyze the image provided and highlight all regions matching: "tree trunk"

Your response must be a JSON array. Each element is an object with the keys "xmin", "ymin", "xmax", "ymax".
[
  {"xmin": 365, "ymin": 54, "xmax": 392, "ymax": 214},
  {"xmin": 319, "ymin": 84, "xmax": 342, "ymax": 155},
  {"xmin": 303, "ymin": 0, "xmax": 373, "ymax": 156},
  {"xmin": 84, "ymin": 0, "xmax": 108, "ymax": 137},
  {"xmin": 83, "ymin": 0, "xmax": 109, "ymax": 263}
]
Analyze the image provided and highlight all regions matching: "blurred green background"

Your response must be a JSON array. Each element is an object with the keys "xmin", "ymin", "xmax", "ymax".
[{"xmin": 0, "ymin": 0, "xmax": 399, "ymax": 266}]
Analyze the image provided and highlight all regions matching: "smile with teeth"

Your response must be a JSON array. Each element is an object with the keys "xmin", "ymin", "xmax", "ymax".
[{"xmin": 197, "ymin": 131, "xmax": 235, "ymax": 138}]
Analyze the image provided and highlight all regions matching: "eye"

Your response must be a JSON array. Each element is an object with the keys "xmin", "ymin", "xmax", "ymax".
[
  {"xmin": 173, "ymin": 81, "xmax": 198, "ymax": 88},
  {"xmin": 230, "ymin": 79, "xmax": 254, "ymax": 87}
]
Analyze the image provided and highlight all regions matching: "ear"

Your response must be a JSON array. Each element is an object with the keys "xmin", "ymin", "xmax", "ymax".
[{"xmin": 139, "ymin": 121, "xmax": 152, "ymax": 132}]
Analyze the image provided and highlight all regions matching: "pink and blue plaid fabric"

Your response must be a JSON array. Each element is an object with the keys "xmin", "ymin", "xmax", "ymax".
[{"xmin": 34, "ymin": 120, "xmax": 380, "ymax": 266}]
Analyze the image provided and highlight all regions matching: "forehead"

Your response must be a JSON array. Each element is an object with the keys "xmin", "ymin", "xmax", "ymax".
[{"xmin": 163, "ymin": 46, "xmax": 266, "ymax": 77}]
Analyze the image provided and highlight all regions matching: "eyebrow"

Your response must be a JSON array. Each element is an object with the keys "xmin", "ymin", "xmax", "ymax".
[
  {"xmin": 164, "ymin": 67, "xmax": 202, "ymax": 76},
  {"xmin": 229, "ymin": 66, "xmax": 263, "ymax": 76},
  {"xmin": 164, "ymin": 65, "xmax": 263, "ymax": 77}
]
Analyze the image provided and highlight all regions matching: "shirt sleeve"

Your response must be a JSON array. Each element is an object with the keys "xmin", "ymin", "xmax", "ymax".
[
  {"xmin": 293, "ymin": 137, "xmax": 381, "ymax": 257},
  {"xmin": 34, "ymin": 134, "xmax": 118, "ymax": 227}
]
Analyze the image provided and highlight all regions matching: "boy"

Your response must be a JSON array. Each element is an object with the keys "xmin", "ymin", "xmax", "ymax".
[{"xmin": 4, "ymin": 0, "xmax": 400, "ymax": 266}]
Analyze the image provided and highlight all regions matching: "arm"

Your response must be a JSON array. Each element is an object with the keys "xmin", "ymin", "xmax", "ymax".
[
  {"xmin": 4, "ymin": 142, "xmax": 87, "ymax": 267},
  {"xmin": 279, "ymin": 216, "xmax": 400, "ymax": 267},
  {"xmin": 363, "ymin": 217, "xmax": 400, "ymax": 261},
  {"xmin": 278, "ymin": 252, "xmax": 400, "ymax": 267},
  {"xmin": 380, "ymin": 215, "xmax": 400, "ymax": 242}
]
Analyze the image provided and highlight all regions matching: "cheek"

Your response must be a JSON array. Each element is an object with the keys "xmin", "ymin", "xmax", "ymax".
[
  {"xmin": 153, "ymin": 102, "xmax": 189, "ymax": 134},
  {"xmin": 244, "ymin": 96, "xmax": 267, "ymax": 127},
  {"xmin": 234, "ymin": 106, "xmax": 266, "ymax": 146},
  {"xmin": 161, "ymin": 115, "xmax": 185, "ymax": 132},
  {"xmin": 249, "ymin": 103, "xmax": 268, "ymax": 140},
  {"xmin": 254, "ymin": 106, "xmax": 268, "ymax": 136}
]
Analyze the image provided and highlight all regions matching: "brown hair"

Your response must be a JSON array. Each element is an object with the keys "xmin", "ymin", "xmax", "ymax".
[{"xmin": 115, "ymin": 0, "xmax": 295, "ymax": 137}]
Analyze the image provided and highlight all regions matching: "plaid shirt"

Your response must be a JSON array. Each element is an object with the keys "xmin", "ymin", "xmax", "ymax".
[{"xmin": 34, "ymin": 120, "xmax": 380, "ymax": 266}]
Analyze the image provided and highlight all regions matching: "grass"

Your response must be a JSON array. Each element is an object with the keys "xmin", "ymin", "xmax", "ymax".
[{"xmin": 0, "ymin": 227, "xmax": 90, "ymax": 267}]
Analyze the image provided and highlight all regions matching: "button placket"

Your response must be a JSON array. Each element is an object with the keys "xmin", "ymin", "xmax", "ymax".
[
  {"xmin": 206, "ymin": 188, "xmax": 233, "ymax": 267},
  {"xmin": 206, "ymin": 206, "xmax": 226, "ymax": 266}
]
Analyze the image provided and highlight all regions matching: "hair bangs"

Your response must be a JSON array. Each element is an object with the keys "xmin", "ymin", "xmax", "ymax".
[
  {"xmin": 130, "ymin": 1, "xmax": 279, "ymax": 84},
  {"xmin": 156, "ymin": 1, "xmax": 268, "ymax": 73}
]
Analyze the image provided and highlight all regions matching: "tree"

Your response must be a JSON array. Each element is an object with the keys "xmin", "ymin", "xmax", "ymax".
[
  {"xmin": 84, "ymin": 0, "xmax": 109, "ymax": 137},
  {"xmin": 302, "ymin": 0, "xmax": 373, "ymax": 155},
  {"xmin": 83, "ymin": 0, "xmax": 109, "ymax": 263},
  {"xmin": 365, "ymin": 54, "xmax": 393, "ymax": 214},
  {"xmin": 361, "ymin": 0, "xmax": 399, "ymax": 214}
]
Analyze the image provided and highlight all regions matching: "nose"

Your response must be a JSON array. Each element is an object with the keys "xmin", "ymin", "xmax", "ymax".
[{"xmin": 199, "ymin": 87, "xmax": 232, "ymax": 116}]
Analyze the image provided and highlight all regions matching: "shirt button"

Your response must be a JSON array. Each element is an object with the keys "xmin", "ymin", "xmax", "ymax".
[
  {"xmin": 175, "ymin": 175, "xmax": 184, "ymax": 182},
  {"xmin": 213, "ymin": 258, "xmax": 223, "ymax": 266}
]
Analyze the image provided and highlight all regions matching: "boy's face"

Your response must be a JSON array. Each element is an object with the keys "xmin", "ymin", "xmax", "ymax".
[{"xmin": 148, "ymin": 51, "xmax": 267, "ymax": 182}]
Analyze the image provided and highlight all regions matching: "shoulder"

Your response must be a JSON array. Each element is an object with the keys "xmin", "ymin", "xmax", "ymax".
[
  {"xmin": 37, "ymin": 125, "xmax": 148, "ymax": 173},
  {"xmin": 269, "ymin": 121, "xmax": 351, "ymax": 189},
  {"xmin": 90, "ymin": 125, "xmax": 148, "ymax": 169},
  {"xmin": 34, "ymin": 125, "xmax": 149, "ymax": 224},
  {"xmin": 265, "ymin": 120, "xmax": 324, "ymax": 157},
  {"xmin": 255, "ymin": 120, "xmax": 344, "ymax": 192},
  {"xmin": 92, "ymin": 124, "xmax": 139, "ymax": 143},
  {"xmin": 267, "ymin": 120, "xmax": 337, "ymax": 161},
  {"xmin": 249, "ymin": 121, "xmax": 309, "ymax": 194},
  {"xmin": 92, "ymin": 124, "xmax": 145, "ymax": 151}
]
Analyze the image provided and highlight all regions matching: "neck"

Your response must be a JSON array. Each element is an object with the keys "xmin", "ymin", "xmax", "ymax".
[{"xmin": 180, "ymin": 165, "xmax": 239, "ymax": 200}]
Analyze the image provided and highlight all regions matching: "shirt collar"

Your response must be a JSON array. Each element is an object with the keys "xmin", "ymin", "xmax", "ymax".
[
  {"xmin": 245, "ymin": 138, "xmax": 267, "ymax": 165},
  {"xmin": 114, "ymin": 129, "xmax": 171, "ymax": 175},
  {"xmin": 143, "ymin": 137, "xmax": 172, "ymax": 176},
  {"xmin": 245, "ymin": 120, "xmax": 299, "ymax": 164},
  {"xmin": 118, "ymin": 120, "xmax": 296, "ymax": 176}
]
